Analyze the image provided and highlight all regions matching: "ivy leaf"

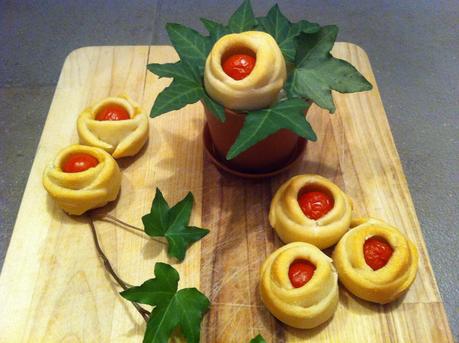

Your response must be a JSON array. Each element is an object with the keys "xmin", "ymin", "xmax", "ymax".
[
  {"xmin": 287, "ymin": 26, "xmax": 372, "ymax": 112},
  {"xmin": 228, "ymin": 0, "xmax": 257, "ymax": 33},
  {"xmin": 120, "ymin": 263, "xmax": 210, "ymax": 343},
  {"xmin": 257, "ymin": 4, "xmax": 320, "ymax": 61},
  {"xmin": 201, "ymin": 18, "xmax": 230, "ymax": 44},
  {"xmin": 147, "ymin": 61, "xmax": 200, "ymax": 83},
  {"xmin": 148, "ymin": 60, "xmax": 205, "ymax": 117},
  {"xmin": 250, "ymin": 335, "xmax": 267, "ymax": 343},
  {"xmin": 166, "ymin": 23, "xmax": 211, "ymax": 71},
  {"xmin": 227, "ymin": 98, "xmax": 316, "ymax": 160},
  {"xmin": 142, "ymin": 189, "xmax": 209, "ymax": 261},
  {"xmin": 294, "ymin": 19, "xmax": 321, "ymax": 34},
  {"xmin": 150, "ymin": 79, "xmax": 203, "ymax": 117},
  {"xmin": 202, "ymin": 92, "xmax": 226, "ymax": 122}
]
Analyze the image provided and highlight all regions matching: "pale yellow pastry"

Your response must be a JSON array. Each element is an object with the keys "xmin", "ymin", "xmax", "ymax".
[
  {"xmin": 204, "ymin": 31, "xmax": 287, "ymax": 110},
  {"xmin": 333, "ymin": 218, "xmax": 418, "ymax": 304},
  {"xmin": 260, "ymin": 242, "xmax": 339, "ymax": 329},
  {"xmin": 43, "ymin": 144, "xmax": 121, "ymax": 215},
  {"xmin": 269, "ymin": 175, "xmax": 353, "ymax": 249},
  {"xmin": 77, "ymin": 94, "xmax": 149, "ymax": 158}
]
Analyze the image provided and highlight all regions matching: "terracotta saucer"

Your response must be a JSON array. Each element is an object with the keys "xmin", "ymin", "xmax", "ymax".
[{"xmin": 203, "ymin": 125, "xmax": 306, "ymax": 179}]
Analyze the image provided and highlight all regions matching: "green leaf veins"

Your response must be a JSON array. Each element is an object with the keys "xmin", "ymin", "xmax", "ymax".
[
  {"xmin": 257, "ymin": 4, "xmax": 320, "ymax": 61},
  {"xmin": 287, "ymin": 26, "xmax": 372, "ymax": 112},
  {"xmin": 120, "ymin": 263, "xmax": 210, "ymax": 343},
  {"xmin": 142, "ymin": 189, "xmax": 209, "ymax": 261},
  {"xmin": 227, "ymin": 98, "xmax": 316, "ymax": 160}
]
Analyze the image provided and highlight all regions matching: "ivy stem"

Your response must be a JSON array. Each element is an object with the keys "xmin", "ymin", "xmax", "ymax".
[
  {"xmin": 88, "ymin": 216, "xmax": 151, "ymax": 322},
  {"xmin": 97, "ymin": 214, "xmax": 166, "ymax": 246}
]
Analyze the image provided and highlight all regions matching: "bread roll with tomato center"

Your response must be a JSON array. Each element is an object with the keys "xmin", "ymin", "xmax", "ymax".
[
  {"xmin": 333, "ymin": 218, "xmax": 418, "ymax": 304},
  {"xmin": 269, "ymin": 174, "xmax": 353, "ymax": 249},
  {"xmin": 43, "ymin": 144, "xmax": 121, "ymax": 215},
  {"xmin": 260, "ymin": 242, "xmax": 339, "ymax": 329},
  {"xmin": 204, "ymin": 31, "xmax": 287, "ymax": 110},
  {"xmin": 77, "ymin": 94, "xmax": 149, "ymax": 158}
]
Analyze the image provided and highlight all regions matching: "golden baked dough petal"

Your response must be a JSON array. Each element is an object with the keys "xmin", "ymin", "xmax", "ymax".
[
  {"xmin": 260, "ymin": 242, "xmax": 339, "ymax": 329},
  {"xmin": 269, "ymin": 175, "xmax": 353, "ymax": 249},
  {"xmin": 77, "ymin": 94, "xmax": 149, "ymax": 158},
  {"xmin": 204, "ymin": 31, "xmax": 287, "ymax": 110},
  {"xmin": 333, "ymin": 218, "xmax": 419, "ymax": 304},
  {"xmin": 43, "ymin": 144, "xmax": 121, "ymax": 215}
]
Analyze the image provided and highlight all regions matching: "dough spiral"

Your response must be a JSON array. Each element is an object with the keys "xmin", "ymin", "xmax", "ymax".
[
  {"xmin": 204, "ymin": 31, "xmax": 287, "ymax": 110},
  {"xmin": 269, "ymin": 175, "xmax": 353, "ymax": 249},
  {"xmin": 43, "ymin": 144, "xmax": 121, "ymax": 215},
  {"xmin": 77, "ymin": 94, "xmax": 149, "ymax": 158},
  {"xmin": 260, "ymin": 242, "xmax": 339, "ymax": 329},
  {"xmin": 333, "ymin": 218, "xmax": 418, "ymax": 304}
]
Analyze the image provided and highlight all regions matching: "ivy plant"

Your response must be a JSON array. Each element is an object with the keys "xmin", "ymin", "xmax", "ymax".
[{"xmin": 148, "ymin": 0, "xmax": 372, "ymax": 160}]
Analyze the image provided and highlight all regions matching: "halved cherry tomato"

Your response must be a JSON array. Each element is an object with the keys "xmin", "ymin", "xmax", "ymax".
[
  {"xmin": 95, "ymin": 104, "xmax": 130, "ymax": 121},
  {"xmin": 62, "ymin": 153, "xmax": 99, "ymax": 173},
  {"xmin": 298, "ymin": 191, "xmax": 334, "ymax": 220},
  {"xmin": 222, "ymin": 54, "xmax": 256, "ymax": 80},
  {"xmin": 363, "ymin": 236, "xmax": 393, "ymax": 270},
  {"xmin": 288, "ymin": 259, "xmax": 316, "ymax": 288}
]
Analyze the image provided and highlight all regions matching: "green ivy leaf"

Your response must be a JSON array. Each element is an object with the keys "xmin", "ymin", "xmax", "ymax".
[
  {"xmin": 147, "ymin": 61, "xmax": 200, "ymax": 83},
  {"xmin": 250, "ymin": 335, "xmax": 267, "ymax": 343},
  {"xmin": 294, "ymin": 19, "xmax": 321, "ymax": 34},
  {"xmin": 166, "ymin": 23, "xmax": 211, "ymax": 71},
  {"xmin": 228, "ymin": 0, "xmax": 257, "ymax": 33},
  {"xmin": 120, "ymin": 263, "xmax": 210, "ymax": 343},
  {"xmin": 257, "ymin": 4, "xmax": 320, "ymax": 61},
  {"xmin": 227, "ymin": 98, "xmax": 316, "ymax": 160},
  {"xmin": 202, "ymin": 92, "xmax": 226, "ymax": 122},
  {"xmin": 201, "ymin": 18, "xmax": 230, "ymax": 44},
  {"xmin": 150, "ymin": 79, "xmax": 203, "ymax": 117},
  {"xmin": 142, "ymin": 189, "xmax": 209, "ymax": 261},
  {"xmin": 287, "ymin": 26, "xmax": 372, "ymax": 112}
]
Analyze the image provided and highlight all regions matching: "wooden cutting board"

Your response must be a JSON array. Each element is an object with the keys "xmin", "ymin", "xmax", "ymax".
[{"xmin": 0, "ymin": 44, "xmax": 453, "ymax": 343}]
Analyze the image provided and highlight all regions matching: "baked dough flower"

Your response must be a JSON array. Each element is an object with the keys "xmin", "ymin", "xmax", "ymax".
[
  {"xmin": 269, "ymin": 174, "xmax": 353, "ymax": 249},
  {"xmin": 77, "ymin": 94, "xmax": 149, "ymax": 158},
  {"xmin": 333, "ymin": 218, "xmax": 418, "ymax": 304},
  {"xmin": 260, "ymin": 242, "xmax": 339, "ymax": 329},
  {"xmin": 204, "ymin": 31, "xmax": 287, "ymax": 110},
  {"xmin": 43, "ymin": 144, "xmax": 121, "ymax": 215}
]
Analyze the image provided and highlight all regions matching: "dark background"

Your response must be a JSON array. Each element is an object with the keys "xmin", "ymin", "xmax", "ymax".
[{"xmin": 1, "ymin": 0, "xmax": 457, "ymax": 338}]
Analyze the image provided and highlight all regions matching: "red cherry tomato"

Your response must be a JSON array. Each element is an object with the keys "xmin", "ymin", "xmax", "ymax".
[
  {"xmin": 298, "ymin": 191, "xmax": 334, "ymax": 220},
  {"xmin": 62, "ymin": 153, "xmax": 99, "ymax": 173},
  {"xmin": 95, "ymin": 104, "xmax": 130, "ymax": 121},
  {"xmin": 222, "ymin": 54, "xmax": 256, "ymax": 80},
  {"xmin": 363, "ymin": 236, "xmax": 394, "ymax": 270},
  {"xmin": 288, "ymin": 260, "xmax": 316, "ymax": 288}
]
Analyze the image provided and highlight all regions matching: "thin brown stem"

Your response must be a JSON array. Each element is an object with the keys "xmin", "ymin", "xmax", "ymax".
[
  {"xmin": 105, "ymin": 214, "xmax": 145, "ymax": 233},
  {"xmin": 88, "ymin": 217, "xmax": 151, "ymax": 322},
  {"xmin": 96, "ymin": 214, "xmax": 166, "ymax": 246}
]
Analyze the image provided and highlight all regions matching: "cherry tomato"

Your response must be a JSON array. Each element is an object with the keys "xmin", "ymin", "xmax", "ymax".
[
  {"xmin": 298, "ymin": 191, "xmax": 334, "ymax": 220},
  {"xmin": 288, "ymin": 260, "xmax": 316, "ymax": 288},
  {"xmin": 363, "ymin": 236, "xmax": 393, "ymax": 270},
  {"xmin": 95, "ymin": 104, "xmax": 130, "ymax": 121},
  {"xmin": 62, "ymin": 153, "xmax": 99, "ymax": 173},
  {"xmin": 222, "ymin": 54, "xmax": 256, "ymax": 80}
]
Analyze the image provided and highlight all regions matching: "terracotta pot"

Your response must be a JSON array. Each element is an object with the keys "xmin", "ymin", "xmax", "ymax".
[{"xmin": 204, "ymin": 104, "xmax": 306, "ymax": 174}]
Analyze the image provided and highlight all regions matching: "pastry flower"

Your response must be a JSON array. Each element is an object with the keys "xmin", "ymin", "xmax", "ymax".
[
  {"xmin": 77, "ymin": 94, "xmax": 149, "ymax": 159},
  {"xmin": 260, "ymin": 242, "xmax": 339, "ymax": 328},
  {"xmin": 204, "ymin": 31, "xmax": 287, "ymax": 110},
  {"xmin": 269, "ymin": 174, "xmax": 353, "ymax": 249},
  {"xmin": 43, "ymin": 144, "xmax": 121, "ymax": 215},
  {"xmin": 333, "ymin": 218, "xmax": 418, "ymax": 304}
]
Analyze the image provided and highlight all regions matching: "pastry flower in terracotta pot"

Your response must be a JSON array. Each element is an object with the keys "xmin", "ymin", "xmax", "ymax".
[{"xmin": 148, "ymin": 0, "xmax": 372, "ymax": 174}]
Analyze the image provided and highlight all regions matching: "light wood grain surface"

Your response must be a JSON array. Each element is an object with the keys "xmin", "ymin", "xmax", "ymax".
[{"xmin": 0, "ymin": 44, "xmax": 453, "ymax": 342}]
